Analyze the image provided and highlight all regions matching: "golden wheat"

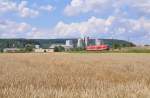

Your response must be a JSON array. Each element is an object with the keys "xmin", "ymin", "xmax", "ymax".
[{"xmin": 0, "ymin": 53, "xmax": 150, "ymax": 98}]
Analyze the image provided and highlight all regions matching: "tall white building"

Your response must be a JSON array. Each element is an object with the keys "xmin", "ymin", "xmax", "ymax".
[
  {"xmin": 64, "ymin": 40, "xmax": 73, "ymax": 51},
  {"xmin": 66, "ymin": 40, "xmax": 73, "ymax": 46},
  {"xmin": 95, "ymin": 39, "xmax": 102, "ymax": 45},
  {"xmin": 77, "ymin": 38, "xmax": 83, "ymax": 48},
  {"xmin": 84, "ymin": 37, "xmax": 89, "ymax": 47}
]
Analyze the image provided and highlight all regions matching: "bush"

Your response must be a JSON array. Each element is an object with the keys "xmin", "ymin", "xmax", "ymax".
[
  {"xmin": 0, "ymin": 49, "xmax": 3, "ymax": 53},
  {"xmin": 25, "ymin": 44, "xmax": 34, "ymax": 52},
  {"xmin": 54, "ymin": 46, "xmax": 65, "ymax": 52}
]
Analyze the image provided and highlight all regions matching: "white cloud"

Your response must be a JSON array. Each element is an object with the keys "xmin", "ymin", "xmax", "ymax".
[
  {"xmin": 0, "ymin": 20, "xmax": 50, "ymax": 38},
  {"xmin": 26, "ymin": 27, "xmax": 47, "ymax": 38},
  {"xmin": 18, "ymin": 1, "xmax": 39, "ymax": 18},
  {"xmin": 64, "ymin": 0, "xmax": 150, "ymax": 17},
  {"xmin": 52, "ymin": 16, "xmax": 150, "ymax": 44},
  {"xmin": 53, "ymin": 16, "xmax": 107, "ymax": 38},
  {"xmin": 0, "ymin": 1, "xmax": 17, "ymax": 13},
  {"xmin": 39, "ymin": 5, "xmax": 53, "ymax": 12},
  {"xmin": 64, "ymin": 0, "xmax": 113, "ymax": 16},
  {"xmin": 0, "ymin": 20, "xmax": 31, "ymax": 32},
  {"xmin": 1, "ymin": 16, "xmax": 150, "ymax": 44},
  {"xmin": 0, "ymin": 1, "xmax": 39, "ymax": 18},
  {"xmin": 0, "ymin": 20, "xmax": 31, "ymax": 38},
  {"xmin": 131, "ymin": 0, "xmax": 150, "ymax": 14}
]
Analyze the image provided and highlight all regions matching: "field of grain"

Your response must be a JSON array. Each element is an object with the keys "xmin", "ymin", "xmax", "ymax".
[{"xmin": 0, "ymin": 53, "xmax": 150, "ymax": 98}]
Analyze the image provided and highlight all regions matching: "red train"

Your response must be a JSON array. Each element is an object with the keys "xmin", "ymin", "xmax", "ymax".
[{"xmin": 86, "ymin": 45, "xmax": 109, "ymax": 51}]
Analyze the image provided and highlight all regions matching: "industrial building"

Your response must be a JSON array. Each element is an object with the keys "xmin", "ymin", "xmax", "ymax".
[
  {"xmin": 76, "ymin": 37, "xmax": 109, "ymax": 51},
  {"xmin": 77, "ymin": 38, "xmax": 84, "ymax": 48},
  {"xmin": 50, "ymin": 40, "xmax": 74, "ymax": 51},
  {"xmin": 95, "ymin": 38, "xmax": 103, "ymax": 45},
  {"xmin": 34, "ymin": 37, "xmax": 109, "ymax": 52},
  {"xmin": 66, "ymin": 40, "xmax": 73, "ymax": 46},
  {"xmin": 84, "ymin": 37, "xmax": 90, "ymax": 47},
  {"xmin": 34, "ymin": 44, "xmax": 54, "ymax": 53},
  {"xmin": 35, "ymin": 45, "xmax": 40, "ymax": 49},
  {"xmin": 85, "ymin": 38, "xmax": 109, "ymax": 51},
  {"xmin": 34, "ymin": 48, "xmax": 54, "ymax": 53},
  {"xmin": 3, "ymin": 48, "xmax": 21, "ymax": 53}
]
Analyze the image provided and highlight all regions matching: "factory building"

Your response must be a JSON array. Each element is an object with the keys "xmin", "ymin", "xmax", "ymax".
[
  {"xmin": 86, "ymin": 38, "xmax": 109, "ymax": 51},
  {"xmin": 34, "ymin": 48, "xmax": 54, "ymax": 53},
  {"xmin": 77, "ymin": 38, "xmax": 84, "ymax": 48},
  {"xmin": 34, "ymin": 44, "xmax": 54, "ymax": 53},
  {"xmin": 64, "ymin": 40, "xmax": 74, "ymax": 51},
  {"xmin": 76, "ymin": 36, "xmax": 109, "ymax": 51},
  {"xmin": 50, "ymin": 40, "xmax": 74, "ymax": 51},
  {"xmin": 3, "ymin": 48, "xmax": 21, "ymax": 53},
  {"xmin": 84, "ymin": 37, "xmax": 89, "ymax": 47},
  {"xmin": 66, "ymin": 40, "xmax": 73, "ymax": 46},
  {"xmin": 95, "ymin": 39, "xmax": 103, "ymax": 45},
  {"xmin": 35, "ymin": 45, "xmax": 40, "ymax": 49}
]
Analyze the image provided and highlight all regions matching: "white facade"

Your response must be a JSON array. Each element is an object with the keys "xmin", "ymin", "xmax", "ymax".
[
  {"xmin": 3, "ymin": 48, "xmax": 21, "ymax": 52},
  {"xmin": 66, "ymin": 40, "xmax": 73, "ymax": 46},
  {"xmin": 84, "ymin": 37, "xmax": 89, "ymax": 47},
  {"xmin": 50, "ymin": 44, "xmax": 64, "ymax": 48},
  {"xmin": 34, "ymin": 48, "xmax": 54, "ymax": 53},
  {"xmin": 95, "ymin": 39, "xmax": 102, "ymax": 45},
  {"xmin": 35, "ymin": 45, "xmax": 40, "ymax": 49},
  {"xmin": 77, "ymin": 38, "xmax": 83, "ymax": 48},
  {"xmin": 50, "ymin": 42, "xmax": 73, "ymax": 51}
]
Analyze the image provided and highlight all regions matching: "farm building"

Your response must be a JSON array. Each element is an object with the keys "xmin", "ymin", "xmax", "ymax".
[
  {"xmin": 34, "ymin": 48, "xmax": 54, "ymax": 53},
  {"xmin": 50, "ymin": 40, "xmax": 74, "ymax": 51},
  {"xmin": 3, "ymin": 48, "xmax": 21, "ymax": 53}
]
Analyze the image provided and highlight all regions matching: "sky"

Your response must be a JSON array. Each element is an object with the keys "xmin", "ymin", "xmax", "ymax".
[{"xmin": 0, "ymin": 0, "xmax": 150, "ymax": 44}]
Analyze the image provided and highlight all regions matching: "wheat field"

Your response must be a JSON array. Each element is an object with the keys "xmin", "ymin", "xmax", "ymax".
[{"xmin": 0, "ymin": 53, "xmax": 150, "ymax": 98}]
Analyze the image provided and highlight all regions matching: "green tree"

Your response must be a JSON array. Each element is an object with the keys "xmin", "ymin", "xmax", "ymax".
[
  {"xmin": 0, "ymin": 49, "xmax": 3, "ymax": 53},
  {"xmin": 113, "ymin": 43, "xmax": 121, "ymax": 49},
  {"xmin": 54, "ymin": 46, "xmax": 65, "ymax": 52},
  {"xmin": 25, "ymin": 44, "xmax": 34, "ymax": 52}
]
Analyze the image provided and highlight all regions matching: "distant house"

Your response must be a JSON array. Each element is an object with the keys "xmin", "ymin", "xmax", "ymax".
[
  {"xmin": 35, "ymin": 45, "xmax": 40, "ymax": 49},
  {"xmin": 34, "ymin": 44, "xmax": 54, "ymax": 53},
  {"xmin": 34, "ymin": 48, "xmax": 54, "ymax": 53},
  {"xmin": 50, "ymin": 41, "xmax": 74, "ymax": 51},
  {"xmin": 3, "ymin": 48, "xmax": 21, "ymax": 53}
]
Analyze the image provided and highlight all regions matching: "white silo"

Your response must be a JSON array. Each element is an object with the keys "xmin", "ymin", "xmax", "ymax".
[
  {"xmin": 95, "ymin": 39, "xmax": 102, "ymax": 45},
  {"xmin": 66, "ymin": 40, "xmax": 73, "ymax": 46},
  {"xmin": 84, "ymin": 37, "xmax": 89, "ymax": 47},
  {"xmin": 77, "ymin": 38, "xmax": 83, "ymax": 48}
]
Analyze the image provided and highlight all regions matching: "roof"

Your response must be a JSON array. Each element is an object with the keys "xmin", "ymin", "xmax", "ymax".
[{"xmin": 3, "ymin": 48, "xmax": 20, "ymax": 51}]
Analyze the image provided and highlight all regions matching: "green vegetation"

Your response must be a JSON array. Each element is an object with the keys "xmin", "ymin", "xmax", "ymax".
[
  {"xmin": 71, "ymin": 47, "xmax": 85, "ymax": 51},
  {"xmin": 120, "ymin": 48, "xmax": 150, "ymax": 53},
  {"xmin": 25, "ymin": 44, "xmax": 34, "ymax": 52},
  {"xmin": 67, "ymin": 47, "xmax": 150, "ymax": 53},
  {"xmin": 0, "ymin": 39, "xmax": 134, "ymax": 49},
  {"xmin": 0, "ymin": 39, "xmax": 137, "ymax": 53},
  {"xmin": 54, "ymin": 46, "xmax": 65, "ymax": 52}
]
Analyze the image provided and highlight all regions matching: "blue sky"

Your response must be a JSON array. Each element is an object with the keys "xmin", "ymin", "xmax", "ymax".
[{"xmin": 0, "ymin": 0, "xmax": 150, "ymax": 44}]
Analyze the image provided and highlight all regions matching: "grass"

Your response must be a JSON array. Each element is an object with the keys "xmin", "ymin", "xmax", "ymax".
[
  {"xmin": 0, "ymin": 53, "xmax": 150, "ymax": 98},
  {"xmin": 68, "ymin": 48, "xmax": 150, "ymax": 53}
]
